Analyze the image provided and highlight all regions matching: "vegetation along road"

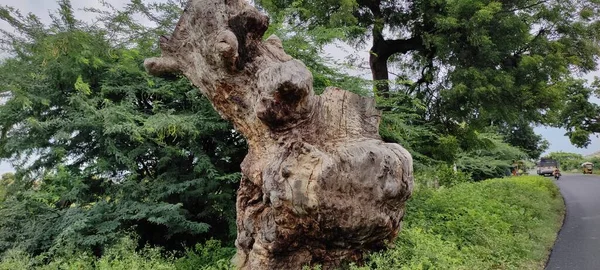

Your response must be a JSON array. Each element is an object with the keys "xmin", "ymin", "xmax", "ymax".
[{"xmin": 547, "ymin": 174, "xmax": 600, "ymax": 269}]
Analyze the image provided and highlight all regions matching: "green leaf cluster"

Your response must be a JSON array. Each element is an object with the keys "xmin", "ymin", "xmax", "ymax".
[
  {"xmin": 455, "ymin": 132, "xmax": 528, "ymax": 180},
  {"xmin": 0, "ymin": 0, "xmax": 245, "ymax": 257},
  {"xmin": 257, "ymin": 0, "xmax": 600, "ymax": 154},
  {"xmin": 0, "ymin": 236, "xmax": 236, "ymax": 270}
]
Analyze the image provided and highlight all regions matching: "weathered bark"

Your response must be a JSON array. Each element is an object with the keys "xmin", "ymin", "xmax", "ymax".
[{"xmin": 144, "ymin": 1, "xmax": 413, "ymax": 269}]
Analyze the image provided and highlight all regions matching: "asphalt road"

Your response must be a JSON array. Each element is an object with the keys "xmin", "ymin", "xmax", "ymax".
[{"xmin": 546, "ymin": 174, "xmax": 600, "ymax": 270}]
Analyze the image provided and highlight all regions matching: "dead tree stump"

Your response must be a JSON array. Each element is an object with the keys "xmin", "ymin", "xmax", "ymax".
[{"xmin": 144, "ymin": 1, "xmax": 413, "ymax": 269}]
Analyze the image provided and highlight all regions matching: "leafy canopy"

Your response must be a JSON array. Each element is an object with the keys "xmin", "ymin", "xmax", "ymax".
[
  {"xmin": 0, "ymin": 0, "xmax": 245, "ymax": 255},
  {"xmin": 257, "ymin": 0, "xmax": 600, "ymax": 147}
]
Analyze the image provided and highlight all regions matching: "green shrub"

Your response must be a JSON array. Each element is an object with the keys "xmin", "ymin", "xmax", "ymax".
[
  {"xmin": 1, "ymin": 176, "xmax": 562, "ymax": 270},
  {"xmin": 414, "ymin": 164, "xmax": 472, "ymax": 189},
  {"xmin": 0, "ymin": 237, "xmax": 175, "ymax": 270},
  {"xmin": 94, "ymin": 237, "xmax": 175, "ymax": 270},
  {"xmin": 0, "ymin": 237, "xmax": 238, "ymax": 270},
  {"xmin": 352, "ymin": 175, "xmax": 564, "ymax": 270},
  {"xmin": 0, "ymin": 249, "xmax": 32, "ymax": 270},
  {"xmin": 175, "ymin": 239, "xmax": 236, "ymax": 270}
]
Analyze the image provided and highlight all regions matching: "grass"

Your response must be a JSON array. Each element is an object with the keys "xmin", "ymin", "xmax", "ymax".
[
  {"xmin": 350, "ymin": 175, "xmax": 565, "ymax": 270},
  {"xmin": 1, "ymin": 176, "xmax": 564, "ymax": 270}
]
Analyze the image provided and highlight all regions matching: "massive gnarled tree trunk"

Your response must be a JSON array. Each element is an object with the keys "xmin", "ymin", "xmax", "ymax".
[{"xmin": 144, "ymin": 0, "xmax": 414, "ymax": 269}]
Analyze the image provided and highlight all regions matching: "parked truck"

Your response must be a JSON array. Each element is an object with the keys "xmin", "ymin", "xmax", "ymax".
[{"xmin": 537, "ymin": 158, "xmax": 559, "ymax": 176}]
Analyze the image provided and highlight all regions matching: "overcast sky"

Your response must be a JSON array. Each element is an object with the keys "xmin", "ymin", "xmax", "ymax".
[{"xmin": 0, "ymin": 0, "xmax": 598, "ymax": 174}]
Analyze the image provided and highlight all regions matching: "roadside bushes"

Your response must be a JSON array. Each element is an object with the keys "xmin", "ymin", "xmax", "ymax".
[
  {"xmin": 175, "ymin": 240, "xmax": 235, "ymax": 270},
  {"xmin": 0, "ymin": 237, "xmax": 234, "ymax": 270},
  {"xmin": 353, "ymin": 176, "xmax": 564, "ymax": 269},
  {"xmin": 1, "ymin": 176, "xmax": 563, "ymax": 270},
  {"xmin": 0, "ymin": 237, "xmax": 173, "ymax": 270}
]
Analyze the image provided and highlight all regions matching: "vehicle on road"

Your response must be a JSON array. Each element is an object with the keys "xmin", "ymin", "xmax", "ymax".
[
  {"xmin": 537, "ymin": 158, "xmax": 559, "ymax": 176},
  {"xmin": 554, "ymin": 168, "xmax": 561, "ymax": 180},
  {"xmin": 582, "ymin": 162, "xmax": 594, "ymax": 174}
]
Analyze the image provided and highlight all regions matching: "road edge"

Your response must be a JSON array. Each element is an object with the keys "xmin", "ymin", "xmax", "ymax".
[{"xmin": 543, "ymin": 183, "xmax": 567, "ymax": 269}]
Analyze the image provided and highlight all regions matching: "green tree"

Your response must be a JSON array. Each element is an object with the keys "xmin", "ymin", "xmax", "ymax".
[
  {"xmin": 0, "ymin": 0, "xmax": 245, "ymax": 255},
  {"xmin": 456, "ymin": 132, "xmax": 528, "ymax": 180},
  {"xmin": 257, "ymin": 0, "xmax": 600, "ymax": 141},
  {"xmin": 498, "ymin": 123, "xmax": 549, "ymax": 160},
  {"xmin": 557, "ymin": 79, "xmax": 600, "ymax": 147}
]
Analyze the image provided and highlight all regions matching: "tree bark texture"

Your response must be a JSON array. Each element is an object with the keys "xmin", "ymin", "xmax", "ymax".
[
  {"xmin": 144, "ymin": 1, "xmax": 414, "ymax": 269},
  {"xmin": 369, "ymin": 43, "xmax": 391, "ymax": 97}
]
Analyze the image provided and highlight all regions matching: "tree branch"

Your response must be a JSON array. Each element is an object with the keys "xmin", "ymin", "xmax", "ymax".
[
  {"xmin": 500, "ymin": 0, "xmax": 549, "ymax": 14},
  {"xmin": 385, "ymin": 37, "xmax": 422, "ymax": 57}
]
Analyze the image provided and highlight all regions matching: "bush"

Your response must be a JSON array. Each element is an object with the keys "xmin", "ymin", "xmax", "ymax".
[
  {"xmin": 0, "ymin": 237, "xmax": 237, "ymax": 270},
  {"xmin": 175, "ymin": 239, "xmax": 236, "ymax": 270},
  {"xmin": 0, "ymin": 249, "xmax": 32, "ymax": 270},
  {"xmin": 1, "ymin": 176, "xmax": 562, "ymax": 270},
  {"xmin": 94, "ymin": 237, "xmax": 175, "ymax": 270},
  {"xmin": 414, "ymin": 164, "xmax": 472, "ymax": 189},
  {"xmin": 352, "ymin": 176, "xmax": 564, "ymax": 269},
  {"xmin": 0, "ymin": 237, "xmax": 176, "ymax": 270}
]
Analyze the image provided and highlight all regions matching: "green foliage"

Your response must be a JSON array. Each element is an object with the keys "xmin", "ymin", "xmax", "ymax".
[
  {"xmin": 0, "ymin": 185, "xmax": 62, "ymax": 255},
  {"xmin": 498, "ymin": 123, "xmax": 549, "ymax": 160},
  {"xmin": 0, "ymin": 1, "xmax": 245, "ymax": 256},
  {"xmin": 0, "ymin": 236, "xmax": 177, "ymax": 270},
  {"xmin": 557, "ymin": 80, "xmax": 600, "ymax": 147},
  {"xmin": 175, "ymin": 239, "xmax": 236, "ymax": 270},
  {"xmin": 0, "ymin": 236, "xmax": 240, "ymax": 270},
  {"xmin": 93, "ymin": 237, "xmax": 175, "ymax": 270},
  {"xmin": 378, "ymin": 93, "xmax": 441, "ymax": 167},
  {"xmin": 257, "ymin": 0, "xmax": 600, "ymax": 154},
  {"xmin": 414, "ymin": 164, "xmax": 472, "ymax": 189},
  {"xmin": 545, "ymin": 152, "xmax": 587, "ymax": 172},
  {"xmin": 378, "ymin": 94, "xmax": 527, "ymax": 177},
  {"xmin": 0, "ymin": 249, "xmax": 32, "ymax": 270},
  {"xmin": 456, "ymin": 132, "xmax": 528, "ymax": 180},
  {"xmin": 0, "ymin": 173, "xmax": 12, "ymax": 202},
  {"xmin": 351, "ymin": 176, "xmax": 564, "ymax": 269}
]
